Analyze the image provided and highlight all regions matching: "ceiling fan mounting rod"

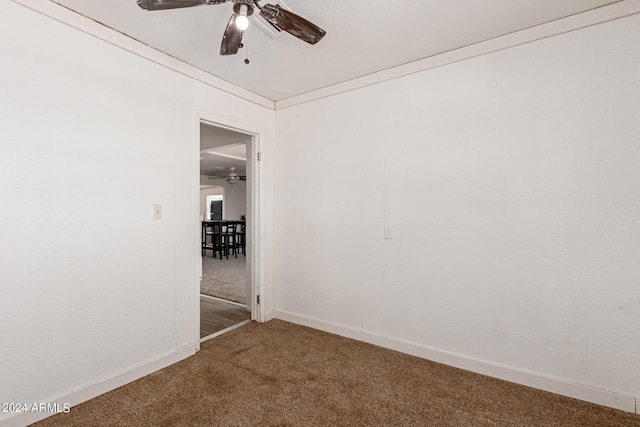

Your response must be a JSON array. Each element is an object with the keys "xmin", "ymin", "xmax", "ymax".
[{"xmin": 233, "ymin": 0, "xmax": 254, "ymax": 15}]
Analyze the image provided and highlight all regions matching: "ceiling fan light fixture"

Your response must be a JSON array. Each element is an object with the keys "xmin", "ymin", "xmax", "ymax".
[
  {"xmin": 226, "ymin": 166, "xmax": 240, "ymax": 184},
  {"xmin": 235, "ymin": 4, "xmax": 249, "ymax": 31}
]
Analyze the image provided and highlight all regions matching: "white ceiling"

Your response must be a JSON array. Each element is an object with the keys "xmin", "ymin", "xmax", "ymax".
[
  {"xmin": 200, "ymin": 122, "xmax": 249, "ymax": 181},
  {"xmin": 50, "ymin": 0, "xmax": 622, "ymax": 101}
]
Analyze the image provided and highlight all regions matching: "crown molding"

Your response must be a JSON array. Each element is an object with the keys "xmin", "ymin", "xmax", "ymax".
[{"xmin": 275, "ymin": 0, "xmax": 640, "ymax": 110}]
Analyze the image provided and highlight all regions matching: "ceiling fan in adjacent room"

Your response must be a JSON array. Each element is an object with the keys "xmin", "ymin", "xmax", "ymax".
[
  {"xmin": 208, "ymin": 167, "xmax": 246, "ymax": 184},
  {"xmin": 136, "ymin": 0, "xmax": 326, "ymax": 59}
]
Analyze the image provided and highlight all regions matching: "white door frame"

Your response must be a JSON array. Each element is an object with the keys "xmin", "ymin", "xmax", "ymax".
[{"xmin": 194, "ymin": 115, "xmax": 264, "ymax": 351}]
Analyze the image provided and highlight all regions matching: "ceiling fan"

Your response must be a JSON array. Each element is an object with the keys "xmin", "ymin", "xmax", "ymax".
[
  {"xmin": 208, "ymin": 167, "xmax": 246, "ymax": 184},
  {"xmin": 136, "ymin": 0, "xmax": 326, "ymax": 58}
]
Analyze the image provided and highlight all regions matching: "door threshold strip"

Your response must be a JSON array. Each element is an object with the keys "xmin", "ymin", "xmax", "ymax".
[
  {"xmin": 200, "ymin": 293, "xmax": 247, "ymax": 308},
  {"xmin": 200, "ymin": 319, "xmax": 251, "ymax": 343}
]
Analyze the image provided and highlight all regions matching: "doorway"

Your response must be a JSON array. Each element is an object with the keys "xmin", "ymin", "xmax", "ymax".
[
  {"xmin": 198, "ymin": 121, "xmax": 258, "ymax": 342},
  {"xmin": 208, "ymin": 195, "xmax": 223, "ymax": 220}
]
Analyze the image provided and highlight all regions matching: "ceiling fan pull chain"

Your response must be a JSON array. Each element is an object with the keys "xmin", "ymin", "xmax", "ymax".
[{"xmin": 242, "ymin": 31, "xmax": 250, "ymax": 64}]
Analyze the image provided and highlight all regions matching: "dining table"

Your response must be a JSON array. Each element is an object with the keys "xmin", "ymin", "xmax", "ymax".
[{"xmin": 201, "ymin": 220, "xmax": 246, "ymax": 258}]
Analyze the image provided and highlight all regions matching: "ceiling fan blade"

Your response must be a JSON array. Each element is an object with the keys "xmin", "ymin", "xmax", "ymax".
[
  {"xmin": 220, "ymin": 14, "xmax": 244, "ymax": 55},
  {"xmin": 137, "ymin": 0, "xmax": 215, "ymax": 11},
  {"xmin": 259, "ymin": 4, "xmax": 325, "ymax": 45}
]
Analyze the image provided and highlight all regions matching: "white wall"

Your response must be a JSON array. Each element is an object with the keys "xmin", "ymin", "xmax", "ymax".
[
  {"xmin": 274, "ymin": 14, "xmax": 640, "ymax": 410},
  {"xmin": 0, "ymin": 1, "xmax": 274, "ymax": 423},
  {"xmin": 2, "ymin": 0, "xmax": 637, "ymax": 420}
]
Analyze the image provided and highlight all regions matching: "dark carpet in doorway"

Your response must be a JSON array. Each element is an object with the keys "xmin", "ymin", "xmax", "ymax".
[{"xmin": 200, "ymin": 254, "xmax": 246, "ymax": 304}]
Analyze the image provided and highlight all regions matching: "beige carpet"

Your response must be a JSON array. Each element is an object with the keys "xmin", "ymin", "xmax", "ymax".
[
  {"xmin": 200, "ymin": 254, "xmax": 246, "ymax": 304},
  {"xmin": 35, "ymin": 320, "xmax": 640, "ymax": 427}
]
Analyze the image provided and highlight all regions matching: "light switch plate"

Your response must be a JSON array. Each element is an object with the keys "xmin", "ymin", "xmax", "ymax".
[{"xmin": 153, "ymin": 204, "xmax": 162, "ymax": 220}]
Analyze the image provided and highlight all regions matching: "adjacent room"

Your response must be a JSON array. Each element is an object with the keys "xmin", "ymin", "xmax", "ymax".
[
  {"xmin": 1, "ymin": 0, "xmax": 639, "ymax": 425},
  {"xmin": 199, "ymin": 123, "xmax": 251, "ymax": 338}
]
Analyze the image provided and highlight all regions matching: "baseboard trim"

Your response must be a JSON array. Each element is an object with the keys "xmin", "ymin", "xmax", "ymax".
[
  {"xmin": 274, "ymin": 309, "xmax": 637, "ymax": 414},
  {"xmin": 0, "ymin": 345, "xmax": 196, "ymax": 427},
  {"xmin": 263, "ymin": 309, "xmax": 276, "ymax": 322}
]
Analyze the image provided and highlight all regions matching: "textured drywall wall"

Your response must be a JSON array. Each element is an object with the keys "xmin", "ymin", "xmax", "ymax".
[
  {"xmin": 0, "ymin": 0, "xmax": 274, "ymax": 420},
  {"xmin": 274, "ymin": 13, "xmax": 640, "ymax": 402}
]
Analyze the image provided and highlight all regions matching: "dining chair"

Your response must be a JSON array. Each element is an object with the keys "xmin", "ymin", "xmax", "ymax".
[
  {"xmin": 223, "ymin": 222, "xmax": 238, "ymax": 258},
  {"xmin": 235, "ymin": 222, "xmax": 246, "ymax": 256},
  {"xmin": 203, "ymin": 222, "xmax": 225, "ymax": 259},
  {"xmin": 202, "ymin": 222, "xmax": 214, "ymax": 257}
]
